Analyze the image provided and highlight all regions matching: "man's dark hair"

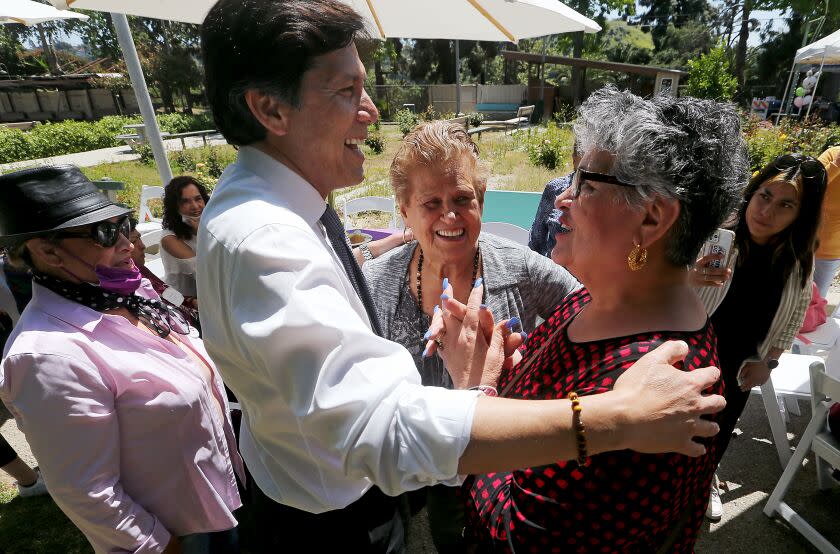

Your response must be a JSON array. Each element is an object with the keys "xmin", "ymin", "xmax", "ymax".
[{"xmin": 201, "ymin": 0, "xmax": 367, "ymax": 146}]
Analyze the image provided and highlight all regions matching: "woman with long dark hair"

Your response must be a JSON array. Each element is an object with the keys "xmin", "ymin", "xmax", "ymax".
[
  {"xmin": 161, "ymin": 176, "xmax": 210, "ymax": 298},
  {"xmin": 694, "ymin": 153, "xmax": 828, "ymax": 521}
]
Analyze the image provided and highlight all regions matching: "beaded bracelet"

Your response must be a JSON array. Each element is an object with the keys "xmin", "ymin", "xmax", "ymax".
[{"xmin": 568, "ymin": 392, "xmax": 588, "ymax": 466}]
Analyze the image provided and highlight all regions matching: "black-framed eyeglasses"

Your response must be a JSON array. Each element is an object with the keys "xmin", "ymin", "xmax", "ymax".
[
  {"xmin": 53, "ymin": 216, "xmax": 131, "ymax": 248},
  {"xmin": 571, "ymin": 168, "xmax": 637, "ymax": 198},
  {"xmin": 772, "ymin": 153, "xmax": 824, "ymax": 179}
]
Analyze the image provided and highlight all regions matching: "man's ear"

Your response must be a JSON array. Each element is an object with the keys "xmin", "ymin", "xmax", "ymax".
[
  {"xmin": 244, "ymin": 89, "xmax": 291, "ymax": 138},
  {"xmin": 25, "ymin": 238, "xmax": 63, "ymax": 270},
  {"xmin": 639, "ymin": 196, "xmax": 681, "ymax": 249}
]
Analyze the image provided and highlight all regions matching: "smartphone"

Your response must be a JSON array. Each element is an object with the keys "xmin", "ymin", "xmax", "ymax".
[{"xmin": 700, "ymin": 228, "xmax": 735, "ymax": 270}]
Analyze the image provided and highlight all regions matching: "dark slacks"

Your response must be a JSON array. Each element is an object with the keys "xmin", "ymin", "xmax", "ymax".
[
  {"xmin": 714, "ymin": 366, "xmax": 753, "ymax": 465},
  {"xmin": 252, "ymin": 483, "xmax": 404, "ymax": 553}
]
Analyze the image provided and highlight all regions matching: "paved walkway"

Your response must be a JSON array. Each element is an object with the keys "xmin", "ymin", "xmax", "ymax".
[{"xmin": 0, "ymin": 134, "xmax": 228, "ymax": 172}]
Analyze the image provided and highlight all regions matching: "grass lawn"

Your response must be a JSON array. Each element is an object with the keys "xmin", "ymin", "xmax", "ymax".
[
  {"xmin": 79, "ymin": 124, "xmax": 573, "ymax": 216},
  {"xmin": 0, "ymin": 482, "xmax": 89, "ymax": 553}
]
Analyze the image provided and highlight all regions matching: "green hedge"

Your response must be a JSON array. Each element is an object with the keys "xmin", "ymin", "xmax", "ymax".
[{"xmin": 0, "ymin": 113, "xmax": 215, "ymax": 164}]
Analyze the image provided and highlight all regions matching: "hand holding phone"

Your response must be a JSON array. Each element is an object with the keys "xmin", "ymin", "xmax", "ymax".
[{"xmin": 692, "ymin": 229, "xmax": 735, "ymax": 287}]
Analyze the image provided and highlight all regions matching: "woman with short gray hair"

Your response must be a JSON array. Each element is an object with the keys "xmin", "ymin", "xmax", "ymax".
[{"xmin": 454, "ymin": 88, "xmax": 748, "ymax": 552}]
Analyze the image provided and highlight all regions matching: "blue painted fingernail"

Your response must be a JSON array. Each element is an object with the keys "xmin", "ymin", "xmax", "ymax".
[
  {"xmin": 441, "ymin": 294, "xmax": 449, "ymax": 301},
  {"xmin": 473, "ymin": 277, "xmax": 483, "ymax": 288},
  {"xmin": 423, "ymin": 329, "xmax": 431, "ymax": 340},
  {"xmin": 479, "ymin": 304, "xmax": 487, "ymax": 310},
  {"xmin": 520, "ymin": 331, "xmax": 528, "ymax": 341},
  {"xmin": 422, "ymin": 345, "xmax": 431, "ymax": 358},
  {"xmin": 434, "ymin": 305, "xmax": 440, "ymax": 313},
  {"xmin": 506, "ymin": 317, "xmax": 520, "ymax": 330},
  {"xmin": 442, "ymin": 277, "xmax": 449, "ymax": 290}
]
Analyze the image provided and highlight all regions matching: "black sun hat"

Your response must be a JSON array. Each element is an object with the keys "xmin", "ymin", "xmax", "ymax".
[{"xmin": 0, "ymin": 165, "xmax": 132, "ymax": 246}]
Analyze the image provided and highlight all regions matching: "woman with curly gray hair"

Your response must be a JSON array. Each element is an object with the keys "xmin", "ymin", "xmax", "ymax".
[{"xmin": 451, "ymin": 87, "xmax": 749, "ymax": 552}]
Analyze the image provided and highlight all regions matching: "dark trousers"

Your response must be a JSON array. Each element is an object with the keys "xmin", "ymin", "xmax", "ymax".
[
  {"xmin": 0, "ymin": 432, "xmax": 18, "ymax": 467},
  {"xmin": 252, "ymin": 484, "xmax": 404, "ymax": 553},
  {"xmin": 714, "ymin": 366, "xmax": 753, "ymax": 466}
]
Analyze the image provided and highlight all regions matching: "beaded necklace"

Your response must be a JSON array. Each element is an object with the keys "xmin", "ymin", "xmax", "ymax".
[{"xmin": 416, "ymin": 246, "xmax": 481, "ymax": 311}]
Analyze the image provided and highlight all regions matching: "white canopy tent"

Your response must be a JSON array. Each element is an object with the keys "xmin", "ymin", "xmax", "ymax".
[
  {"xmin": 50, "ymin": 0, "xmax": 599, "ymax": 181},
  {"xmin": 1, "ymin": 0, "xmax": 88, "ymax": 26},
  {"xmin": 779, "ymin": 27, "xmax": 840, "ymax": 121}
]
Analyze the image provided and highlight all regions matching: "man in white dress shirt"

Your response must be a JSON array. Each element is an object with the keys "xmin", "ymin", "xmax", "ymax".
[{"xmin": 197, "ymin": 1, "xmax": 726, "ymax": 551}]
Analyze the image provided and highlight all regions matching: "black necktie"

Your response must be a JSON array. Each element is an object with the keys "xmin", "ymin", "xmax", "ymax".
[{"xmin": 320, "ymin": 204, "xmax": 383, "ymax": 336}]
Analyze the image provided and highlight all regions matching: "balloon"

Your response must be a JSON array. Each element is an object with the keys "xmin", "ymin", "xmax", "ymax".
[
  {"xmin": 793, "ymin": 96, "xmax": 804, "ymax": 108},
  {"xmin": 803, "ymin": 95, "xmax": 812, "ymax": 106},
  {"xmin": 795, "ymin": 87, "xmax": 805, "ymax": 97},
  {"xmin": 802, "ymin": 76, "xmax": 817, "ymax": 90}
]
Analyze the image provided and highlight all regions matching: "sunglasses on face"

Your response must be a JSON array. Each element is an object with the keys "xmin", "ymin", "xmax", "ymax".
[
  {"xmin": 772, "ymin": 154, "xmax": 824, "ymax": 179},
  {"xmin": 53, "ymin": 216, "xmax": 131, "ymax": 247},
  {"xmin": 571, "ymin": 168, "xmax": 636, "ymax": 198}
]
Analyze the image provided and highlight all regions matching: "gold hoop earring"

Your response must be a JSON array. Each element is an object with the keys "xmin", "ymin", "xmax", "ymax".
[{"xmin": 627, "ymin": 243, "xmax": 647, "ymax": 271}]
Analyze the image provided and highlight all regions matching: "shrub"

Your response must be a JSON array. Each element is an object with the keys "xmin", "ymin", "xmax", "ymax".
[
  {"xmin": 686, "ymin": 42, "xmax": 738, "ymax": 101},
  {"xmin": 466, "ymin": 112, "xmax": 484, "ymax": 127},
  {"xmin": 526, "ymin": 122, "xmax": 571, "ymax": 170},
  {"xmin": 742, "ymin": 112, "xmax": 840, "ymax": 171},
  {"xmin": 0, "ymin": 113, "xmax": 216, "ymax": 164},
  {"xmin": 135, "ymin": 144, "xmax": 155, "ymax": 166},
  {"xmin": 0, "ymin": 128, "xmax": 33, "ymax": 164},
  {"xmin": 419, "ymin": 105, "xmax": 439, "ymax": 122},
  {"xmin": 172, "ymin": 148, "xmax": 195, "ymax": 173},
  {"xmin": 396, "ymin": 108, "xmax": 419, "ymax": 137},
  {"xmin": 365, "ymin": 124, "xmax": 385, "ymax": 154}
]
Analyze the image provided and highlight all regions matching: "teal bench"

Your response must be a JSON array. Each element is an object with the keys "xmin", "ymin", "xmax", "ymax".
[
  {"xmin": 475, "ymin": 103, "xmax": 520, "ymax": 119},
  {"xmin": 482, "ymin": 190, "xmax": 542, "ymax": 229}
]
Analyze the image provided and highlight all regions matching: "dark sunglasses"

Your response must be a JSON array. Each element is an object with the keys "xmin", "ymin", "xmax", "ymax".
[
  {"xmin": 571, "ymin": 168, "xmax": 636, "ymax": 198},
  {"xmin": 53, "ymin": 216, "xmax": 131, "ymax": 247},
  {"xmin": 772, "ymin": 154, "xmax": 824, "ymax": 178}
]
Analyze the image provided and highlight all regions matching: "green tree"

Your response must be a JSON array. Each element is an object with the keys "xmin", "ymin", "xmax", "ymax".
[{"xmin": 686, "ymin": 41, "xmax": 738, "ymax": 100}]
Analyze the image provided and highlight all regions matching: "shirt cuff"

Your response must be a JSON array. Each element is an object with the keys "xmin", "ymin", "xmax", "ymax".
[{"xmin": 133, "ymin": 517, "xmax": 171, "ymax": 554}]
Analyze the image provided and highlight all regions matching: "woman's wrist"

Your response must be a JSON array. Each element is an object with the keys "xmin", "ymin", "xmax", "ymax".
[{"xmin": 576, "ymin": 391, "xmax": 627, "ymax": 455}]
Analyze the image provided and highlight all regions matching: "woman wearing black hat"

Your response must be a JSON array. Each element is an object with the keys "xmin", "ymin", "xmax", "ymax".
[{"xmin": 0, "ymin": 166, "xmax": 243, "ymax": 554}]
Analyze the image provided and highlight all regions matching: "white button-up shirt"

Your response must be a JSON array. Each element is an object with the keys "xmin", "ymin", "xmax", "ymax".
[{"xmin": 196, "ymin": 146, "xmax": 480, "ymax": 514}]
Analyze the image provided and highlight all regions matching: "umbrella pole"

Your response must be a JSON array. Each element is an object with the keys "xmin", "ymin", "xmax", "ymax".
[
  {"xmin": 776, "ymin": 59, "xmax": 796, "ymax": 125},
  {"xmin": 805, "ymin": 55, "xmax": 826, "ymax": 120},
  {"xmin": 455, "ymin": 40, "xmax": 461, "ymax": 116},
  {"xmin": 111, "ymin": 12, "xmax": 173, "ymax": 186}
]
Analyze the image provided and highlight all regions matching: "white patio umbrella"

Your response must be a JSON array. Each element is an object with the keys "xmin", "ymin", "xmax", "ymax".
[
  {"xmin": 1, "ymin": 0, "xmax": 88, "ymax": 26},
  {"xmin": 50, "ymin": 0, "xmax": 599, "ymax": 178}
]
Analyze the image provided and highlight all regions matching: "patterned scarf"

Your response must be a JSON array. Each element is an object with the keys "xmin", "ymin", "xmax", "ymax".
[{"xmin": 32, "ymin": 272, "xmax": 189, "ymax": 338}]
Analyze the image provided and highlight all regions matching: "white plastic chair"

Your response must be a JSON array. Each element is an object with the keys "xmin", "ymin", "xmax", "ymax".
[
  {"xmin": 342, "ymin": 196, "xmax": 397, "ymax": 230},
  {"xmin": 764, "ymin": 360, "xmax": 840, "ymax": 554},
  {"xmin": 137, "ymin": 184, "xmax": 164, "ymax": 223},
  {"xmin": 481, "ymin": 222, "xmax": 530, "ymax": 246},
  {"xmin": 752, "ymin": 353, "xmax": 823, "ymax": 466}
]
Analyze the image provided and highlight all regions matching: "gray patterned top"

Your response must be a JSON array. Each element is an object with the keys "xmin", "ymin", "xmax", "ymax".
[{"xmin": 362, "ymin": 233, "xmax": 579, "ymax": 388}]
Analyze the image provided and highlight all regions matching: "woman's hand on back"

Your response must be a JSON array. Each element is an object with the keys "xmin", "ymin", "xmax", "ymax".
[{"xmin": 612, "ymin": 340, "xmax": 725, "ymax": 457}]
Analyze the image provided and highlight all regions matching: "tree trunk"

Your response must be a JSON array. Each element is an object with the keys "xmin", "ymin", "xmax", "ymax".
[
  {"xmin": 734, "ymin": 0, "xmax": 750, "ymax": 100},
  {"xmin": 36, "ymin": 25, "xmax": 62, "ymax": 75}
]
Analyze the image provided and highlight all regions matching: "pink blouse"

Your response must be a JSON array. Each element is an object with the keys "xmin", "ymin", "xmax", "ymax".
[{"xmin": 1, "ymin": 282, "xmax": 244, "ymax": 553}]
